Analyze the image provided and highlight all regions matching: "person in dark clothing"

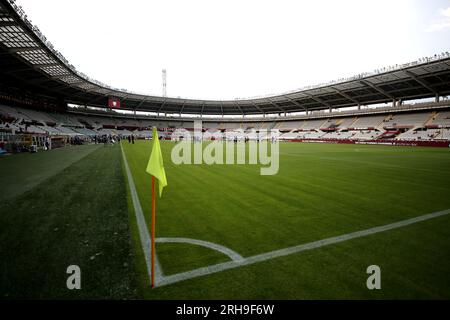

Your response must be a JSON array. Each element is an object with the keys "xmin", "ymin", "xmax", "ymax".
[{"xmin": 131, "ymin": 135, "xmax": 135, "ymax": 144}]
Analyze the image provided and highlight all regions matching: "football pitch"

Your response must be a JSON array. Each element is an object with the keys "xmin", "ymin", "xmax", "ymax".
[{"xmin": 1, "ymin": 141, "xmax": 450, "ymax": 299}]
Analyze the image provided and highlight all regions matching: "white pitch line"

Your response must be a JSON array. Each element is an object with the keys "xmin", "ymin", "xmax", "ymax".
[
  {"xmin": 157, "ymin": 208, "xmax": 450, "ymax": 287},
  {"xmin": 120, "ymin": 144, "xmax": 163, "ymax": 283},
  {"xmin": 156, "ymin": 237, "xmax": 244, "ymax": 262}
]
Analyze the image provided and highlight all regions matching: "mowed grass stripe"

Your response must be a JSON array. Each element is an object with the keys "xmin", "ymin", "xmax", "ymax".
[
  {"xmin": 157, "ymin": 208, "xmax": 450, "ymax": 287},
  {"xmin": 146, "ymin": 213, "xmax": 450, "ymax": 299},
  {"xmin": 0, "ymin": 144, "xmax": 138, "ymax": 299},
  {"xmin": 123, "ymin": 141, "xmax": 450, "ymax": 258},
  {"xmin": 0, "ymin": 144, "xmax": 100, "ymax": 201}
]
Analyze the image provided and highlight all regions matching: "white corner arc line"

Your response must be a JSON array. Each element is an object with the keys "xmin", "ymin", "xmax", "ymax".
[
  {"xmin": 157, "ymin": 208, "xmax": 450, "ymax": 287},
  {"xmin": 156, "ymin": 237, "xmax": 244, "ymax": 262},
  {"xmin": 121, "ymin": 144, "xmax": 163, "ymax": 282}
]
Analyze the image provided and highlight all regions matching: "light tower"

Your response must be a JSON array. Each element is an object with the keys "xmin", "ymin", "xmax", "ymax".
[{"xmin": 162, "ymin": 69, "xmax": 167, "ymax": 97}]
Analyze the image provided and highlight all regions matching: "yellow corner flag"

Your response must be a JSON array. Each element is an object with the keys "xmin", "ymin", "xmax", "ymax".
[{"xmin": 146, "ymin": 128, "xmax": 167, "ymax": 197}]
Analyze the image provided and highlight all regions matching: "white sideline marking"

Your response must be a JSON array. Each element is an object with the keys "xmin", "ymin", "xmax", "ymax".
[
  {"xmin": 120, "ymin": 145, "xmax": 163, "ymax": 283},
  {"xmin": 156, "ymin": 237, "xmax": 244, "ymax": 262},
  {"xmin": 157, "ymin": 208, "xmax": 450, "ymax": 287}
]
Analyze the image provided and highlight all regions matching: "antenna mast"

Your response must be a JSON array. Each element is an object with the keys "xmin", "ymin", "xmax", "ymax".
[{"xmin": 162, "ymin": 69, "xmax": 167, "ymax": 97}]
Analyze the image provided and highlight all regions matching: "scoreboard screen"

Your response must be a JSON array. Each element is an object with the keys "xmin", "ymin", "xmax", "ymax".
[{"xmin": 108, "ymin": 97, "xmax": 121, "ymax": 108}]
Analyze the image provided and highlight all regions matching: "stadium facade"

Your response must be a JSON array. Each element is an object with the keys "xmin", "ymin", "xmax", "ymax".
[{"xmin": 1, "ymin": 0, "xmax": 450, "ymax": 150}]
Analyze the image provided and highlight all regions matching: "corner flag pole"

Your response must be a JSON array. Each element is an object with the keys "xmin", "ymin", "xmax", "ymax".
[
  {"xmin": 146, "ymin": 127, "xmax": 167, "ymax": 288},
  {"xmin": 151, "ymin": 176, "xmax": 156, "ymax": 288}
]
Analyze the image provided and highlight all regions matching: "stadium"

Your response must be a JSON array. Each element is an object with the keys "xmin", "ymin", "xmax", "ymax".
[{"xmin": 1, "ymin": 0, "xmax": 450, "ymax": 302}]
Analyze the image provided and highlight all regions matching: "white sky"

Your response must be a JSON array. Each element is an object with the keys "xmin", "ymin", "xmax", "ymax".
[{"xmin": 15, "ymin": 0, "xmax": 450, "ymax": 100}]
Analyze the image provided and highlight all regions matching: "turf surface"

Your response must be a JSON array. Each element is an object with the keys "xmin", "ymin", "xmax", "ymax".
[
  {"xmin": 0, "ymin": 144, "xmax": 99, "ymax": 201},
  {"xmin": 121, "ymin": 140, "xmax": 450, "ymax": 299},
  {"xmin": 1, "ymin": 141, "xmax": 449, "ymax": 299},
  {"xmin": 0, "ymin": 144, "xmax": 139, "ymax": 299}
]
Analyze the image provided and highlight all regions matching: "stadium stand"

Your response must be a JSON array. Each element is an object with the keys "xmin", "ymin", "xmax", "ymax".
[
  {"xmin": 74, "ymin": 128, "xmax": 98, "ymax": 136},
  {"xmin": 279, "ymin": 130, "xmax": 300, "ymax": 140},
  {"xmin": 297, "ymin": 130, "xmax": 326, "ymax": 139},
  {"xmin": 203, "ymin": 122, "xmax": 220, "ymax": 130},
  {"xmin": 396, "ymin": 129, "xmax": 439, "ymax": 141},
  {"xmin": 431, "ymin": 111, "xmax": 450, "ymax": 127},
  {"xmin": 383, "ymin": 112, "xmax": 431, "ymax": 129},
  {"xmin": 2, "ymin": 103, "xmax": 450, "ymax": 143},
  {"xmin": 301, "ymin": 119, "xmax": 327, "ymax": 131},
  {"xmin": 276, "ymin": 121, "xmax": 303, "ymax": 130},
  {"xmin": 349, "ymin": 130, "xmax": 383, "ymax": 140},
  {"xmin": 349, "ymin": 115, "xmax": 386, "ymax": 129},
  {"xmin": 437, "ymin": 128, "xmax": 450, "ymax": 140},
  {"xmin": 322, "ymin": 131, "xmax": 355, "ymax": 140}
]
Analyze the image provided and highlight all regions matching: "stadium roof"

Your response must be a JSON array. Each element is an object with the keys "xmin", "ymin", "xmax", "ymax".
[{"xmin": 1, "ymin": 0, "xmax": 450, "ymax": 116}]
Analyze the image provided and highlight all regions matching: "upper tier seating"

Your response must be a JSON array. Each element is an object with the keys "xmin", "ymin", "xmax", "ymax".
[
  {"xmin": 56, "ymin": 126, "xmax": 79, "ymax": 136},
  {"xmin": 383, "ymin": 112, "xmax": 430, "ymax": 128},
  {"xmin": 301, "ymin": 119, "xmax": 327, "ymax": 130},
  {"xmin": 16, "ymin": 108, "xmax": 56, "ymax": 124},
  {"xmin": 74, "ymin": 128, "xmax": 98, "ymax": 136},
  {"xmin": 335, "ymin": 118, "xmax": 357, "ymax": 130},
  {"xmin": 48, "ymin": 113, "xmax": 83, "ymax": 126},
  {"xmin": 203, "ymin": 122, "xmax": 220, "ymax": 130},
  {"xmin": 276, "ymin": 120, "xmax": 303, "ymax": 130},
  {"xmin": 222, "ymin": 123, "xmax": 241, "ymax": 129},
  {"xmin": 242, "ymin": 122, "xmax": 263, "ymax": 130},
  {"xmin": 350, "ymin": 115, "xmax": 386, "ymax": 129},
  {"xmin": 0, "ymin": 105, "xmax": 25, "ymax": 119},
  {"xmin": 431, "ymin": 111, "xmax": 450, "ymax": 128}
]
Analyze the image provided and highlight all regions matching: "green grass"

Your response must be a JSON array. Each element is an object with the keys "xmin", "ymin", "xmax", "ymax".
[
  {"xmin": 0, "ymin": 144, "xmax": 99, "ymax": 201},
  {"xmin": 121, "ymin": 141, "xmax": 450, "ymax": 299},
  {"xmin": 0, "ymin": 144, "xmax": 139, "ymax": 299},
  {"xmin": 1, "ymin": 141, "xmax": 450, "ymax": 299}
]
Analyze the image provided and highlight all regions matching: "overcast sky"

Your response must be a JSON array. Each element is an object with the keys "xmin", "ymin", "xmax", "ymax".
[{"xmin": 15, "ymin": 0, "xmax": 450, "ymax": 100}]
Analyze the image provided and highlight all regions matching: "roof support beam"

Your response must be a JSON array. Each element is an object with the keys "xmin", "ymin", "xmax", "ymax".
[
  {"xmin": 179, "ymin": 100, "xmax": 187, "ymax": 114},
  {"xmin": 265, "ymin": 97, "xmax": 285, "ymax": 112},
  {"xmin": 157, "ymin": 99, "xmax": 167, "ymax": 114},
  {"xmin": 284, "ymin": 96, "xmax": 307, "ymax": 111},
  {"xmin": 404, "ymin": 70, "xmax": 438, "ymax": 95},
  {"xmin": 135, "ymin": 98, "xmax": 147, "ymax": 109},
  {"xmin": 251, "ymin": 101, "xmax": 266, "ymax": 114},
  {"xmin": 360, "ymin": 80, "xmax": 394, "ymax": 99},
  {"xmin": 234, "ymin": 101, "xmax": 245, "ymax": 116},
  {"xmin": 303, "ymin": 93, "xmax": 330, "ymax": 108},
  {"xmin": 330, "ymin": 87, "xmax": 360, "ymax": 105}
]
